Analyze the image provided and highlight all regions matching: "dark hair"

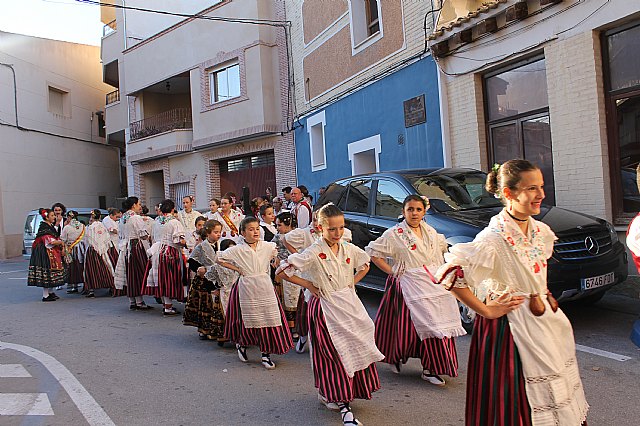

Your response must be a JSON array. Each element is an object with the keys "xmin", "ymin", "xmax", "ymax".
[
  {"xmin": 39, "ymin": 208, "xmax": 52, "ymax": 220},
  {"xmin": 141, "ymin": 205, "xmax": 149, "ymax": 215},
  {"xmin": 91, "ymin": 209, "xmax": 102, "ymax": 221},
  {"xmin": 317, "ymin": 203, "xmax": 344, "ymax": 226},
  {"xmin": 221, "ymin": 193, "xmax": 234, "ymax": 204},
  {"xmin": 239, "ymin": 216, "xmax": 260, "ymax": 233},
  {"xmin": 108, "ymin": 207, "xmax": 119, "ymax": 216},
  {"xmin": 486, "ymin": 159, "xmax": 540, "ymax": 204},
  {"xmin": 282, "ymin": 186, "xmax": 292, "ymax": 194},
  {"xmin": 67, "ymin": 210, "xmax": 79, "ymax": 220},
  {"xmin": 183, "ymin": 195, "xmax": 194, "ymax": 202},
  {"xmin": 51, "ymin": 203, "xmax": 66, "ymax": 214},
  {"xmin": 194, "ymin": 215, "xmax": 207, "ymax": 227},
  {"xmin": 220, "ymin": 239, "xmax": 236, "ymax": 251},
  {"xmin": 159, "ymin": 199, "xmax": 175, "ymax": 214},
  {"xmin": 199, "ymin": 219, "xmax": 222, "ymax": 240},
  {"xmin": 259, "ymin": 203, "xmax": 273, "ymax": 217},
  {"xmin": 122, "ymin": 196, "xmax": 139, "ymax": 211},
  {"xmin": 210, "ymin": 198, "xmax": 220, "ymax": 205},
  {"xmin": 298, "ymin": 185, "xmax": 309, "ymax": 197},
  {"xmin": 276, "ymin": 211, "xmax": 297, "ymax": 228},
  {"xmin": 403, "ymin": 195, "xmax": 428, "ymax": 209}
]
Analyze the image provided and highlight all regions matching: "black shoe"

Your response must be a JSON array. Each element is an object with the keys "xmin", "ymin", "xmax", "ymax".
[
  {"xmin": 67, "ymin": 289, "xmax": 79, "ymax": 294},
  {"xmin": 86, "ymin": 292, "xmax": 96, "ymax": 298},
  {"xmin": 163, "ymin": 307, "xmax": 179, "ymax": 316},
  {"xmin": 129, "ymin": 304, "xmax": 138, "ymax": 310},
  {"xmin": 42, "ymin": 295, "xmax": 57, "ymax": 302},
  {"xmin": 136, "ymin": 303, "xmax": 154, "ymax": 310},
  {"xmin": 50, "ymin": 292, "xmax": 60, "ymax": 300},
  {"xmin": 154, "ymin": 297, "xmax": 163, "ymax": 304}
]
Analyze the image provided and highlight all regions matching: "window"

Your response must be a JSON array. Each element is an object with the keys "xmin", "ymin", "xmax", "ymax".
[
  {"xmin": 344, "ymin": 179, "xmax": 372, "ymax": 214},
  {"xmin": 348, "ymin": 135, "xmax": 381, "ymax": 175},
  {"xmin": 307, "ymin": 111, "xmax": 327, "ymax": 171},
  {"xmin": 48, "ymin": 86, "xmax": 69, "ymax": 116},
  {"xmin": 484, "ymin": 58, "xmax": 556, "ymax": 205},
  {"xmin": 210, "ymin": 62, "xmax": 240, "ymax": 103},
  {"xmin": 320, "ymin": 181, "xmax": 349, "ymax": 210},
  {"xmin": 169, "ymin": 182, "xmax": 190, "ymax": 209},
  {"xmin": 603, "ymin": 22, "xmax": 640, "ymax": 217},
  {"xmin": 375, "ymin": 179, "xmax": 408, "ymax": 218},
  {"xmin": 349, "ymin": 0, "xmax": 382, "ymax": 52}
]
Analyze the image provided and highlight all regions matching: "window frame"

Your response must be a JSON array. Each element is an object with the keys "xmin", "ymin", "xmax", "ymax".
[
  {"xmin": 209, "ymin": 61, "xmax": 241, "ymax": 104},
  {"xmin": 307, "ymin": 110, "xmax": 327, "ymax": 172},
  {"xmin": 343, "ymin": 178, "xmax": 373, "ymax": 216},
  {"xmin": 373, "ymin": 178, "xmax": 410, "ymax": 219},
  {"xmin": 47, "ymin": 84, "xmax": 71, "ymax": 117},
  {"xmin": 348, "ymin": 0, "xmax": 383, "ymax": 55}
]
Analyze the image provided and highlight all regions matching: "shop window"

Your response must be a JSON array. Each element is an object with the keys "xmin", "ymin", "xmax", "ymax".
[
  {"xmin": 484, "ymin": 57, "xmax": 556, "ymax": 205},
  {"xmin": 604, "ymin": 22, "xmax": 640, "ymax": 217}
]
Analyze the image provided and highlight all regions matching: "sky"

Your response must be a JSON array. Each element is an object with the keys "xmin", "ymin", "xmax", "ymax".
[{"xmin": 0, "ymin": 0, "xmax": 102, "ymax": 46}]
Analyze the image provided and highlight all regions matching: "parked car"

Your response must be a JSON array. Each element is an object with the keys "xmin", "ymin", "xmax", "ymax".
[
  {"xmin": 23, "ymin": 208, "xmax": 109, "ymax": 256},
  {"xmin": 315, "ymin": 168, "xmax": 629, "ymax": 330}
]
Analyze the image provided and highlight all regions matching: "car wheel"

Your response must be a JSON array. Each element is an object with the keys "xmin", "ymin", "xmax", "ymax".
[
  {"xmin": 459, "ymin": 301, "xmax": 476, "ymax": 333},
  {"xmin": 576, "ymin": 291, "xmax": 606, "ymax": 305}
]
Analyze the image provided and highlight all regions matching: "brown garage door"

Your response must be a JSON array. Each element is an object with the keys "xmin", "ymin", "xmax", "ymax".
[{"xmin": 219, "ymin": 151, "xmax": 276, "ymax": 199}]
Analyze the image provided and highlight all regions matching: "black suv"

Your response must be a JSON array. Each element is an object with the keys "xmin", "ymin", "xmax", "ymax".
[{"xmin": 316, "ymin": 168, "xmax": 628, "ymax": 328}]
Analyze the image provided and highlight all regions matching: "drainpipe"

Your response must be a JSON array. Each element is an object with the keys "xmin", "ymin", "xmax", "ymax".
[
  {"xmin": 436, "ymin": 63, "xmax": 452, "ymax": 167},
  {"xmin": 0, "ymin": 63, "xmax": 19, "ymax": 128}
]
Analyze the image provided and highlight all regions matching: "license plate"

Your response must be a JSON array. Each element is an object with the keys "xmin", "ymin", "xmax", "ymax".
[{"xmin": 581, "ymin": 272, "xmax": 615, "ymax": 291}]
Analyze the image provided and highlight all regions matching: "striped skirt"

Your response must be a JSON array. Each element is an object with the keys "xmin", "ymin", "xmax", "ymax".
[
  {"xmin": 466, "ymin": 315, "xmax": 531, "ymax": 426},
  {"xmin": 142, "ymin": 245, "xmax": 187, "ymax": 302},
  {"xmin": 125, "ymin": 239, "xmax": 148, "ymax": 298},
  {"xmin": 295, "ymin": 289, "xmax": 308, "ymax": 336},
  {"xmin": 308, "ymin": 296, "xmax": 380, "ymax": 403},
  {"xmin": 83, "ymin": 246, "xmax": 114, "ymax": 290},
  {"xmin": 66, "ymin": 245, "xmax": 85, "ymax": 284},
  {"xmin": 374, "ymin": 276, "xmax": 458, "ymax": 376},
  {"xmin": 107, "ymin": 246, "xmax": 125, "ymax": 296},
  {"xmin": 183, "ymin": 276, "xmax": 226, "ymax": 341},
  {"xmin": 224, "ymin": 282, "xmax": 293, "ymax": 355}
]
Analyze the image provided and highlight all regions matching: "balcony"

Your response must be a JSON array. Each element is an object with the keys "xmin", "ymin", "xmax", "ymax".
[
  {"xmin": 103, "ymin": 19, "xmax": 117, "ymax": 37},
  {"xmin": 106, "ymin": 89, "xmax": 120, "ymax": 105},
  {"xmin": 130, "ymin": 108, "xmax": 192, "ymax": 141}
]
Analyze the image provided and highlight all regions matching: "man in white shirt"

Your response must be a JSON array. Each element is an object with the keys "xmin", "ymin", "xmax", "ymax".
[
  {"xmin": 282, "ymin": 186, "xmax": 294, "ymax": 211},
  {"xmin": 177, "ymin": 195, "xmax": 201, "ymax": 233}
]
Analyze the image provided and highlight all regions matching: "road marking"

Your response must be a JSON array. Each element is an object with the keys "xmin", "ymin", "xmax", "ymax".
[
  {"xmin": 0, "ymin": 364, "xmax": 32, "ymax": 377},
  {"xmin": 0, "ymin": 341, "xmax": 115, "ymax": 425},
  {"xmin": 575, "ymin": 344, "xmax": 632, "ymax": 362},
  {"xmin": 8, "ymin": 277, "xmax": 26, "ymax": 280},
  {"xmin": 0, "ymin": 270, "xmax": 28, "ymax": 274},
  {"xmin": 0, "ymin": 393, "xmax": 54, "ymax": 415}
]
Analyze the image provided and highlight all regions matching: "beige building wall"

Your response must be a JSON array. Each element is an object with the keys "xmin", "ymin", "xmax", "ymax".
[{"xmin": 0, "ymin": 32, "xmax": 120, "ymax": 258}]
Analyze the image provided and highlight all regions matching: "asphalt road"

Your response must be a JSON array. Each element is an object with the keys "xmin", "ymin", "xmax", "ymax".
[{"xmin": 1, "ymin": 257, "xmax": 639, "ymax": 425}]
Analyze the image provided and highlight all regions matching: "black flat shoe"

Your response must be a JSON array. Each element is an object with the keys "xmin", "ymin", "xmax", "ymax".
[
  {"xmin": 86, "ymin": 292, "xmax": 96, "ymax": 298},
  {"xmin": 136, "ymin": 303, "xmax": 154, "ymax": 310},
  {"xmin": 67, "ymin": 289, "xmax": 79, "ymax": 294},
  {"xmin": 42, "ymin": 295, "xmax": 57, "ymax": 302},
  {"xmin": 50, "ymin": 292, "xmax": 60, "ymax": 300},
  {"xmin": 129, "ymin": 304, "xmax": 138, "ymax": 310}
]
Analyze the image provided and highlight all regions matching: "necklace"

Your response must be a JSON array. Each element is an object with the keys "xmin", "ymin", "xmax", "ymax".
[{"xmin": 506, "ymin": 210, "xmax": 528, "ymax": 222}]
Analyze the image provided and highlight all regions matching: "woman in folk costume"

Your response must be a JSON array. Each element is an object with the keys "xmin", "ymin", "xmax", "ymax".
[
  {"xmin": 183, "ymin": 220, "xmax": 226, "ymax": 343},
  {"xmin": 435, "ymin": 160, "xmax": 588, "ymax": 426},
  {"xmin": 205, "ymin": 198, "xmax": 220, "ymax": 220},
  {"xmin": 83, "ymin": 210, "xmax": 119, "ymax": 298},
  {"xmin": 283, "ymin": 211, "xmax": 352, "ymax": 354},
  {"xmin": 203, "ymin": 239, "xmax": 240, "ymax": 319},
  {"xmin": 213, "ymin": 193, "xmax": 244, "ymax": 243},
  {"xmin": 271, "ymin": 212, "xmax": 299, "ymax": 336},
  {"xmin": 28, "ymin": 208, "xmax": 65, "ymax": 301},
  {"xmin": 114, "ymin": 196, "xmax": 154, "ymax": 311},
  {"xmin": 184, "ymin": 215, "xmax": 206, "ymax": 257},
  {"xmin": 217, "ymin": 217, "xmax": 293, "ymax": 369},
  {"xmin": 177, "ymin": 195, "xmax": 201, "ymax": 235},
  {"xmin": 60, "ymin": 210, "xmax": 86, "ymax": 294},
  {"xmin": 277, "ymin": 204, "xmax": 382, "ymax": 426},
  {"xmin": 142, "ymin": 199, "xmax": 189, "ymax": 316},
  {"xmin": 102, "ymin": 208, "xmax": 122, "ymax": 267},
  {"xmin": 366, "ymin": 195, "xmax": 465, "ymax": 386}
]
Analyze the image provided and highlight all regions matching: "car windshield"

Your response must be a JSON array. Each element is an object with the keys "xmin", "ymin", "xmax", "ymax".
[{"xmin": 406, "ymin": 171, "xmax": 503, "ymax": 211}]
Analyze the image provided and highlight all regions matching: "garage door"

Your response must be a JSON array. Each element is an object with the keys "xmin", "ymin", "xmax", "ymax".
[{"xmin": 219, "ymin": 151, "xmax": 276, "ymax": 199}]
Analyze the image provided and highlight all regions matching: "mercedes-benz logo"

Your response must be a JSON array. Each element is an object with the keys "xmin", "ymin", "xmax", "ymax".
[{"xmin": 584, "ymin": 236, "xmax": 599, "ymax": 255}]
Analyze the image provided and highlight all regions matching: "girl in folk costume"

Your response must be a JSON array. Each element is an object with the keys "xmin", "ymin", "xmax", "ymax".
[
  {"xmin": 284, "ymin": 211, "xmax": 353, "ymax": 353},
  {"xmin": 183, "ymin": 220, "xmax": 226, "ymax": 343},
  {"xmin": 114, "ymin": 196, "xmax": 154, "ymax": 311},
  {"xmin": 366, "ymin": 195, "xmax": 465, "ymax": 386},
  {"xmin": 102, "ymin": 208, "xmax": 122, "ymax": 267},
  {"xmin": 83, "ymin": 210, "xmax": 118, "ymax": 298},
  {"xmin": 258, "ymin": 203, "xmax": 277, "ymax": 242},
  {"xmin": 185, "ymin": 215, "xmax": 206, "ymax": 256},
  {"xmin": 205, "ymin": 198, "xmax": 220, "ymax": 220},
  {"xmin": 60, "ymin": 210, "xmax": 86, "ymax": 294},
  {"xmin": 217, "ymin": 217, "xmax": 293, "ymax": 369},
  {"xmin": 177, "ymin": 195, "xmax": 201, "ymax": 235},
  {"xmin": 213, "ymin": 194, "xmax": 244, "ymax": 243},
  {"xmin": 142, "ymin": 199, "xmax": 189, "ymax": 316},
  {"xmin": 277, "ymin": 204, "xmax": 383, "ymax": 426},
  {"xmin": 205, "ymin": 239, "xmax": 239, "ymax": 318},
  {"xmin": 435, "ymin": 160, "xmax": 588, "ymax": 426},
  {"xmin": 28, "ymin": 209, "xmax": 65, "ymax": 301},
  {"xmin": 271, "ymin": 212, "xmax": 299, "ymax": 336}
]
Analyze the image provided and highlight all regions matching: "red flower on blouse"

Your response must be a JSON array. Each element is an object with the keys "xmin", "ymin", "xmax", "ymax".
[
  {"xmin": 310, "ymin": 229, "xmax": 315, "ymax": 234},
  {"xmin": 533, "ymin": 263, "xmax": 540, "ymax": 274},
  {"xmin": 346, "ymin": 258, "xmax": 351, "ymax": 264},
  {"xmin": 318, "ymin": 253, "xmax": 327, "ymax": 260},
  {"xmin": 397, "ymin": 228, "xmax": 403, "ymax": 234},
  {"xmin": 410, "ymin": 244, "xmax": 417, "ymax": 250},
  {"xmin": 507, "ymin": 236, "xmax": 515, "ymax": 246}
]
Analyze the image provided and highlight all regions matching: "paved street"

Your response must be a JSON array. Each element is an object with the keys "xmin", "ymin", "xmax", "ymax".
[{"xmin": 1, "ymin": 257, "xmax": 639, "ymax": 426}]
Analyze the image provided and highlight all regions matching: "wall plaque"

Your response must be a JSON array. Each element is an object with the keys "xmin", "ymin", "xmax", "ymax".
[{"xmin": 404, "ymin": 94, "xmax": 426, "ymax": 128}]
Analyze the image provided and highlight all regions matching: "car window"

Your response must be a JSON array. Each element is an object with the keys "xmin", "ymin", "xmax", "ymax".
[
  {"xmin": 407, "ymin": 172, "xmax": 503, "ymax": 211},
  {"xmin": 24, "ymin": 215, "xmax": 36, "ymax": 235},
  {"xmin": 375, "ymin": 180, "xmax": 408, "ymax": 218},
  {"xmin": 344, "ymin": 179, "xmax": 372, "ymax": 214},
  {"xmin": 320, "ymin": 182, "xmax": 348, "ymax": 210}
]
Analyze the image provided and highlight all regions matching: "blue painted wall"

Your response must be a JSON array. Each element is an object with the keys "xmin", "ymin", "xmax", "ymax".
[{"xmin": 294, "ymin": 56, "xmax": 443, "ymax": 200}]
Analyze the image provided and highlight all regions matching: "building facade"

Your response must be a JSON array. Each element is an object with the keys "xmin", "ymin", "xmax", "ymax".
[
  {"xmin": 428, "ymin": 0, "xmax": 640, "ymax": 226},
  {"xmin": 285, "ymin": 0, "xmax": 446, "ymax": 201},
  {"xmin": 100, "ymin": 0, "xmax": 296, "ymax": 212},
  {"xmin": 0, "ymin": 31, "xmax": 120, "ymax": 258}
]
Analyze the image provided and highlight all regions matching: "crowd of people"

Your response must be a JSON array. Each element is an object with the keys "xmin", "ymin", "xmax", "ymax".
[{"xmin": 25, "ymin": 161, "xmax": 589, "ymax": 426}]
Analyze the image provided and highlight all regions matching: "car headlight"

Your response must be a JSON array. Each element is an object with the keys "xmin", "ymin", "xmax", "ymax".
[{"xmin": 606, "ymin": 221, "xmax": 619, "ymax": 244}]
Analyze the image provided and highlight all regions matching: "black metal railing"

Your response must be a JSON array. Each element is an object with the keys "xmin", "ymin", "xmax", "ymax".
[
  {"xmin": 103, "ymin": 20, "xmax": 117, "ymax": 37},
  {"xmin": 130, "ymin": 108, "xmax": 193, "ymax": 141},
  {"xmin": 106, "ymin": 89, "xmax": 120, "ymax": 105}
]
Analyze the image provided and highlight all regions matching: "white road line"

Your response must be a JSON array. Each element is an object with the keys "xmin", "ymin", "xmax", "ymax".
[
  {"xmin": 8, "ymin": 277, "xmax": 26, "ymax": 280},
  {"xmin": 0, "ymin": 270, "xmax": 28, "ymax": 274},
  {"xmin": 0, "ymin": 364, "xmax": 32, "ymax": 377},
  {"xmin": 0, "ymin": 341, "xmax": 115, "ymax": 426},
  {"xmin": 575, "ymin": 344, "xmax": 632, "ymax": 362},
  {"xmin": 0, "ymin": 393, "xmax": 54, "ymax": 415}
]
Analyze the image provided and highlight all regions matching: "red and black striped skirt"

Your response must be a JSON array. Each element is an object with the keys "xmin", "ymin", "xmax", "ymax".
[
  {"xmin": 83, "ymin": 246, "xmax": 114, "ymax": 290},
  {"xmin": 142, "ymin": 245, "xmax": 187, "ymax": 302},
  {"xmin": 466, "ymin": 315, "xmax": 531, "ymax": 426},
  {"xmin": 295, "ymin": 289, "xmax": 308, "ymax": 336},
  {"xmin": 66, "ymin": 245, "xmax": 85, "ymax": 284},
  {"xmin": 374, "ymin": 276, "xmax": 458, "ymax": 376},
  {"xmin": 308, "ymin": 296, "xmax": 381, "ymax": 403},
  {"xmin": 224, "ymin": 282, "xmax": 293, "ymax": 355},
  {"xmin": 107, "ymin": 246, "xmax": 125, "ymax": 296},
  {"xmin": 125, "ymin": 239, "xmax": 148, "ymax": 297}
]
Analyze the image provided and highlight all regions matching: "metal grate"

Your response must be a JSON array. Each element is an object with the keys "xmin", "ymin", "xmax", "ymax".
[{"xmin": 554, "ymin": 230, "xmax": 612, "ymax": 261}]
